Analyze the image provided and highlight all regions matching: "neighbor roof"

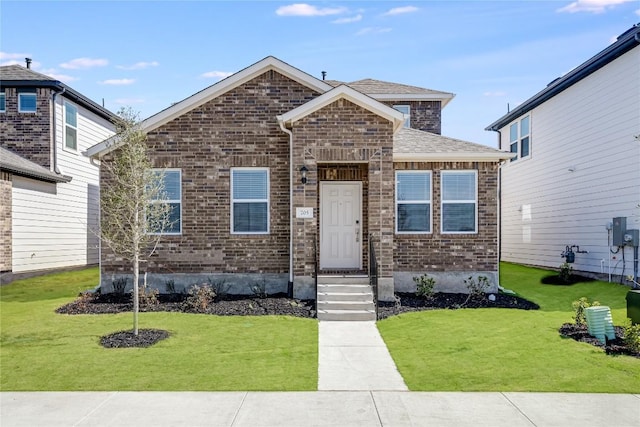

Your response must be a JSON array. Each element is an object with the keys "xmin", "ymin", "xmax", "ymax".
[
  {"xmin": 486, "ymin": 24, "xmax": 640, "ymax": 131},
  {"xmin": 393, "ymin": 128, "xmax": 513, "ymax": 162},
  {"xmin": 0, "ymin": 65, "xmax": 117, "ymax": 122},
  {"xmin": 325, "ymin": 78, "xmax": 455, "ymax": 107},
  {"xmin": 0, "ymin": 146, "xmax": 72, "ymax": 183}
]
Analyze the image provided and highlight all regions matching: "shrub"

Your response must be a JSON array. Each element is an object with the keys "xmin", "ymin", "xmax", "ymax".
[
  {"xmin": 572, "ymin": 297, "xmax": 600, "ymax": 326},
  {"xmin": 208, "ymin": 278, "xmax": 231, "ymax": 298},
  {"xmin": 164, "ymin": 280, "xmax": 176, "ymax": 294},
  {"xmin": 462, "ymin": 276, "xmax": 491, "ymax": 306},
  {"xmin": 183, "ymin": 284, "xmax": 216, "ymax": 312},
  {"xmin": 76, "ymin": 291, "xmax": 96, "ymax": 308},
  {"xmin": 622, "ymin": 321, "xmax": 640, "ymax": 353},
  {"xmin": 413, "ymin": 274, "xmax": 435, "ymax": 299},
  {"xmin": 251, "ymin": 278, "xmax": 268, "ymax": 299},
  {"xmin": 112, "ymin": 277, "xmax": 127, "ymax": 295},
  {"xmin": 559, "ymin": 262, "xmax": 573, "ymax": 283},
  {"xmin": 138, "ymin": 285, "xmax": 159, "ymax": 308}
]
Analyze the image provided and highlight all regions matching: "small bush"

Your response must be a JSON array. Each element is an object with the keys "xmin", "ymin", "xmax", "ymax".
[
  {"xmin": 208, "ymin": 278, "xmax": 231, "ymax": 298},
  {"xmin": 138, "ymin": 285, "xmax": 159, "ymax": 308},
  {"xmin": 572, "ymin": 297, "xmax": 600, "ymax": 326},
  {"xmin": 251, "ymin": 278, "xmax": 268, "ymax": 299},
  {"xmin": 183, "ymin": 284, "xmax": 216, "ymax": 312},
  {"xmin": 112, "ymin": 277, "xmax": 127, "ymax": 295},
  {"xmin": 462, "ymin": 276, "xmax": 491, "ymax": 307},
  {"xmin": 76, "ymin": 291, "xmax": 96, "ymax": 308},
  {"xmin": 559, "ymin": 262, "xmax": 573, "ymax": 283},
  {"xmin": 413, "ymin": 274, "xmax": 435, "ymax": 299},
  {"xmin": 622, "ymin": 321, "xmax": 640, "ymax": 353},
  {"xmin": 164, "ymin": 280, "xmax": 176, "ymax": 294}
]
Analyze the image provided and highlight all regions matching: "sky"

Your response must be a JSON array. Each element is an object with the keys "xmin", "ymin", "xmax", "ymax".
[{"xmin": 1, "ymin": 0, "xmax": 638, "ymax": 148}]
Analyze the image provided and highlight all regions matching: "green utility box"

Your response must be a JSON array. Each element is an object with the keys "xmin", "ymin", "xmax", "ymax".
[{"xmin": 627, "ymin": 290, "xmax": 640, "ymax": 325}]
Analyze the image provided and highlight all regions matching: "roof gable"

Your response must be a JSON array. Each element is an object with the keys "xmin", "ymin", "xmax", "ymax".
[{"xmin": 277, "ymin": 85, "xmax": 406, "ymax": 132}]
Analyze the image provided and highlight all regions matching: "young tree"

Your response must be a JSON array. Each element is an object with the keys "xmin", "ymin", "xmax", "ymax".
[{"xmin": 100, "ymin": 107, "xmax": 172, "ymax": 335}]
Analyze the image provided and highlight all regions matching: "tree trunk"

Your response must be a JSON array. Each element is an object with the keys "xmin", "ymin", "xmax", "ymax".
[{"xmin": 133, "ymin": 252, "xmax": 139, "ymax": 336}]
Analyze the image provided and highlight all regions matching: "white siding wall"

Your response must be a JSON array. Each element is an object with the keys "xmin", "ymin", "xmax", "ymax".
[
  {"xmin": 499, "ymin": 46, "xmax": 640, "ymax": 278},
  {"xmin": 11, "ymin": 97, "xmax": 114, "ymax": 272}
]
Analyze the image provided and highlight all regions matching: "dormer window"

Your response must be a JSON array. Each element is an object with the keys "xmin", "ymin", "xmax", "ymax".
[
  {"xmin": 18, "ymin": 90, "xmax": 37, "ymax": 113},
  {"xmin": 393, "ymin": 104, "xmax": 410, "ymax": 128}
]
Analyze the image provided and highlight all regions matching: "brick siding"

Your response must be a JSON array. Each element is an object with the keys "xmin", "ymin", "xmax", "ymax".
[
  {"xmin": 380, "ymin": 100, "xmax": 441, "ymax": 134},
  {"xmin": 0, "ymin": 88, "xmax": 52, "ymax": 168}
]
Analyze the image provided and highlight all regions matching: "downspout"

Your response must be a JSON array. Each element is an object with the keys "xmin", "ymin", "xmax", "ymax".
[
  {"xmin": 278, "ymin": 118, "xmax": 294, "ymax": 297},
  {"xmin": 51, "ymin": 87, "xmax": 66, "ymax": 174}
]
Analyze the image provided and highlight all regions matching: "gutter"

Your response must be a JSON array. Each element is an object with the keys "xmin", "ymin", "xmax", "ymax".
[
  {"xmin": 277, "ymin": 117, "xmax": 295, "ymax": 297},
  {"xmin": 51, "ymin": 87, "xmax": 66, "ymax": 174},
  {"xmin": 393, "ymin": 152, "xmax": 514, "ymax": 162}
]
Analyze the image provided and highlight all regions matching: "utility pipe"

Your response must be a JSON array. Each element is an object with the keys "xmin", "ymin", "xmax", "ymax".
[
  {"xmin": 278, "ymin": 118, "xmax": 294, "ymax": 297},
  {"xmin": 51, "ymin": 87, "xmax": 66, "ymax": 174}
]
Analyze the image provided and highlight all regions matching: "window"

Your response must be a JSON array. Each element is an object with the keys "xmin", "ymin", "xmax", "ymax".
[
  {"xmin": 396, "ymin": 171, "xmax": 431, "ymax": 233},
  {"xmin": 64, "ymin": 102, "xmax": 78, "ymax": 150},
  {"xmin": 231, "ymin": 168, "xmax": 269, "ymax": 234},
  {"xmin": 441, "ymin": 171, "xmax": 477, "ymax": 233},
  {"xmin": 0, "ymin": 91, "xmax": 5, "ymax": 112},
  {"xmin": 508, "ymin": 115, "xmax": 531, "ymax": 161},
  {"xmin": 393, "ymin": 104, "xmax": 410, "ymax": 128},
  {"xmin": 18, "ymin": 90, "xmax": 37, "ymax": 113},
  {"xmin": 149, "ymin": 169, "xmax": 182, "ymax": 234}
]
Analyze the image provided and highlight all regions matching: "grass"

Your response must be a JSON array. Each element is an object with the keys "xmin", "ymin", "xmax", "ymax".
[
  {"xmin": 378, "ymin": 262, "xmax": 640, "ymax": 392},
  {"xmin": 0, "ymin": 268, "xmax": 317, "ymax": 391}
]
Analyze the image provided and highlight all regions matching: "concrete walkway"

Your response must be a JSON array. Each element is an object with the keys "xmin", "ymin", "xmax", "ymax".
[
  {"xmin": 2, "ymin": 391, "xmax": 639, "ymax": 426},
  {"xmin": 318, "ymin": 321, "xmax": 407, "ymax": 391}
]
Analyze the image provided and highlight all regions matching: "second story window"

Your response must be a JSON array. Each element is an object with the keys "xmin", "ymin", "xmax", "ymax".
[
  {"xmin": 508, "ymin": 115, "xmax": 531, "ymax": 161},
  {"xmin": 18, "ymin": 90, "xmax": 37, "ymax": 113},
  {"xmin": 64, "ymin": 102, "xmax": 78, "ymax": 151},
  {"xmin": 0, "ymin": 91, "xmax": 5, "ymax": 112},
  {"xmin": 393, "ymin": 104, "xmax": 410, "ymax": 128}
]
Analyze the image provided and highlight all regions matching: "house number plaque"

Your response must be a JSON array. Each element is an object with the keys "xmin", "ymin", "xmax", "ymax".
[{"xmin": 296, "ymin": 207, "xmax": 314, "ymax": 219}]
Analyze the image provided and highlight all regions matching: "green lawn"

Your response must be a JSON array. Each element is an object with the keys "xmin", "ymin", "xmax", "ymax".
[
  {"xmin": 378, "ymin": 262, "xmax": 640, "ymax": 392},
  {"xmin": 0, "ymin": 268, "xmax": 317, "ymax": 391}
]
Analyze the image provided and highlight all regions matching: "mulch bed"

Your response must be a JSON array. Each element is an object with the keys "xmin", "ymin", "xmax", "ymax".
[
  {"xmin": 559, "ymin": 323, "xmax": 640, "ymax": 359},
  {"xmin": 101, "ymin": 329, "xmax": 170, "ymax": 348},
  {"xmin": 541, "ymin": 274, "xmax": 595, "ymax": 286}
]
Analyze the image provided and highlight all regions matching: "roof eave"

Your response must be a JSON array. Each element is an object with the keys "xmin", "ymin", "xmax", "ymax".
[
  {"xmin": 0, "ymin": 165, "xmax": 73, "ymax": 183},
  {"xmin": 370, "ymin": 92, "xmax": 455, "ymax": 108}
]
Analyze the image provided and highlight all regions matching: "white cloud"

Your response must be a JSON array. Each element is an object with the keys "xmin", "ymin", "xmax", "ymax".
[
  {"xmin": 115, "ymin": 98, "xmax": 145, "ymax": 105},
  {"xmin": 635, "ymin": 7, "xmax": 640, "ymax": 15},
  {"xmin": 276, "ymin": 3, "xmax": 346, "ymax": 16},
  {"xmin": 99, "ymin": 78, "xmax": 135, "ymax": 85},
  {"xmin": 0, "ymin": 52, "xmax": 34, "ymax": 66},
  {"xmin": 37, "ymin": 68, "xmax": 77, "ymax": 82},
  {"xmin": 201, "ymin": 70, "xmax": 233, "ymax": 79},
  {"xmin": 483, "ymin": 91, "xmax": 507, "ymax": 97},
  {"xmin": 332, "ymin": 14, "xmax": 362, "ymax": 24},
  {"xmin": 356, "ymin": 27, "xmax": 392, "ymax": 36},
  {"xmin": 383, "ymin": 6, "xmax": 419, "ymax": 16},
  {"xmin": 117, "ymin": 61, "xmax": 159, "ymax": 70},
  {"xmin": 60, "ymin": 57, "xmax": 108, "ymax": 69},
  {"xmin": 557, "ymin": 0, "xmax": 632, "ymax": 13}
]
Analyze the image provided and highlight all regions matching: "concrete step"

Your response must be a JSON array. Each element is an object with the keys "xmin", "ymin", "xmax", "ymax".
[
  {"xmin": 317, "ymin": 309, "xmax": 376, "ymax": 321},
  {"xmin": 317, "ymin": 283, "xmax": 371, "ymax": 294},
  {"xmin": 317, "ymin": 276, "xmax": 369, "ymax": 285},
  {"xmin": 317, "ymin": 300, "xmax": 375, "ymax": 311},
  {"xmin": 317, "ymin": 291, "xmax": 373, "ymax": 302}
]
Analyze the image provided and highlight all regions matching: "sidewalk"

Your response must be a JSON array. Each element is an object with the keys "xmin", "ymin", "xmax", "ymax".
[{"xmin": 2, "ymin": 391, "xmax": 639, "ymax": 426}]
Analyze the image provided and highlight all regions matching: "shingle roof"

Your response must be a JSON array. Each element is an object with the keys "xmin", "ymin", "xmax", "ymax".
[
  {"xmin": 393, "ymin": 128, "xmax": 513, "ymax": 161},
  {"xmin": 0, "ymin": 65, "xmax": 117, "ymax": 122},
  {"xmin": 0, "ymin": 146, "xmax": 71, "ymax": 183}
]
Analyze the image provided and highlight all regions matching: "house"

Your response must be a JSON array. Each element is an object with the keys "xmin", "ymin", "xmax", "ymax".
[
  {"xmin": 0, "ymin": 63, "xmax": 117, "ymax": 281},
  {"xmin": 486, "ymin": 24, "xmax": 640, "ymax": 281},
  {"xmin": 88, "ymin": 56, "xmax": 512, "ymax": 301}
]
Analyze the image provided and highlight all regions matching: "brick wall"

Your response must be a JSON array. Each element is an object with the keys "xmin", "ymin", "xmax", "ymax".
[
  {"xmin": 380, "ymin": 100, "xmax": 441, "ymax": 134},
  {"xmin": 0, "ymin": 172, "xmax": 12, "ymax": 272},
  {"xmin": 0, "ymin": 88, "xmax": 52, "ymax": 168},
  {"xmin": 393, "ymin": 161, "xmax": 499, "ymax": 273},
  {"xmin": 100, "ymin": 70, "xmax": 320, "ymax": 279}
]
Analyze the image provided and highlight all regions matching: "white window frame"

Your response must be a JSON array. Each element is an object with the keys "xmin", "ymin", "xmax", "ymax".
[
  {"xmin": 63, "ymin": 101, "xmax": 78, "ymax": 152},
  {"xmin": 230, "ymin": 167, "xmax": 270, "ymax": 235},
  {"xmin": 18, "ymin": 91, "xmax": 37, "ymax": 113},
  {"xmin": 395, "ymin": 170, "xmax": 432, "ymax": 234},
  {"xmin": 393, "ymin": 104, "xmax": 410, "ymax": 128},
  {"xmin": 441, "ymin": 170, "xmax": 478, "ymax": 234},
  {"xmin": 0, "ymin": 91, "xmax": 5, "ymax": 113},
  {"xmin": 149, "ymin": 168, "xmax": 182, "ymax": 235},
  {"xmin": 507, "ymin": 115, "xmax": 531, "ymax": 161}
]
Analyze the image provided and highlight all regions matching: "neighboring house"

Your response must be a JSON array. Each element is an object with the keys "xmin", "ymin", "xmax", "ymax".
[
  {"xmin": 486, "ymin": 24, "xmax": 640, "ymax": 280},
  {"xmin": 88, "ymin": 56, "xmax": 511, "ymax": 300},
  {"xmin": 0, "ymin": 63, "xmax": 117, "ymax": 280}
]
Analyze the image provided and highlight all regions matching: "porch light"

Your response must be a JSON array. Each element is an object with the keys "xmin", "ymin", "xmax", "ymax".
[{"xmin": 300, "ymin": 165, "xmax": 308, "ymax": 184}]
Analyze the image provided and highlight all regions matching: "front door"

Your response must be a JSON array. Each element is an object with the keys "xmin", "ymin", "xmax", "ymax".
[{"xmin": 320, "ymin": 182, "xmax": 362, "ymax": 270}]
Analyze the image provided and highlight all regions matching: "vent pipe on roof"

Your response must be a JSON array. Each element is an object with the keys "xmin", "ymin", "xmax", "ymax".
[
  {"xmin": 25, "ymin": 58, "xmax": 32, "ymax": 69},
  {"xmin": 321, "ymin": 71, "xmax": 327, "ymax": 80}
]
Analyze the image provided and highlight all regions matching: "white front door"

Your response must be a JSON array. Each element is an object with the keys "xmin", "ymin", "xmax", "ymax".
[{"xmin": 320, "ymin": 182, "xmax": 362, "ymax": 269}]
